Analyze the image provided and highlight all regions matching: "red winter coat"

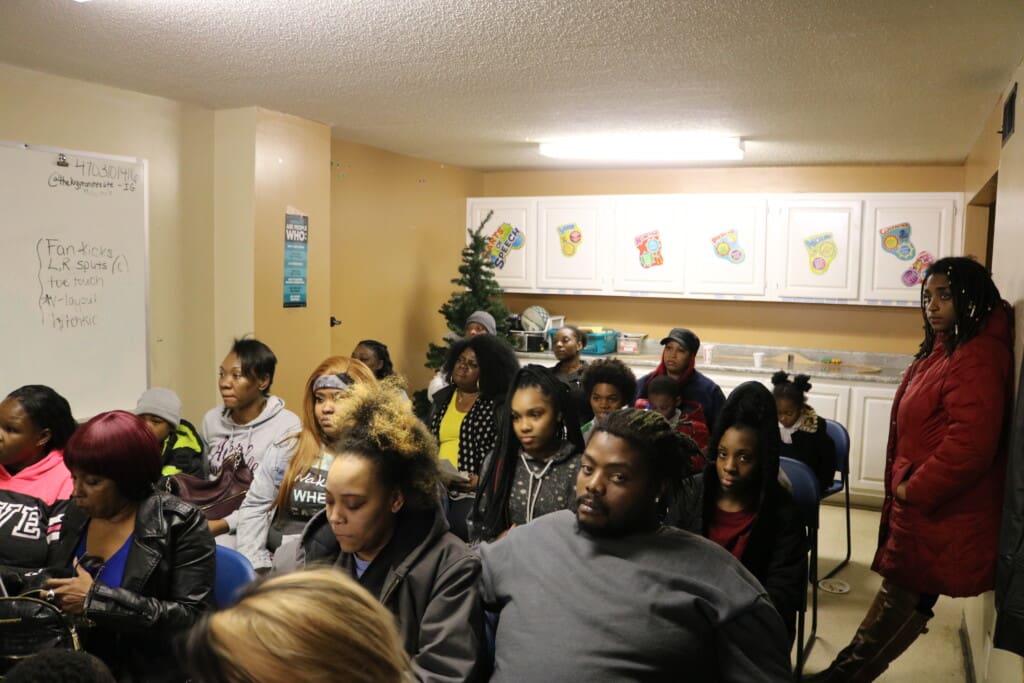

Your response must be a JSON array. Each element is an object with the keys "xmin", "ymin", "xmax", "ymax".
[{"xmin": 872, "ymin": 304, "xmax": 1013, "ymax": 597}]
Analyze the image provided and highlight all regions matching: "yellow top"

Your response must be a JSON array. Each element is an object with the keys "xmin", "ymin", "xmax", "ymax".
[{"xmin": 438, "ymin": 392, "xmax": 466, "ymax": 468}]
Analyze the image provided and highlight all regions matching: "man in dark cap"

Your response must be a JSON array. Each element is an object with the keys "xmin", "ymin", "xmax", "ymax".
[{"xmin": 635, "ymin": 327, "xmax": 725, "ymax": 431}]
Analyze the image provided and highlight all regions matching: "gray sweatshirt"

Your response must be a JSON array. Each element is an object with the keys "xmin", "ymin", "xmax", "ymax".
[
  {"xmin": 479, "ymin": 510, "xmax": 793, "ymax": 682},
  {"xmin": 199, "ymin": 396, "xmax": 300, "ymax": 531}
]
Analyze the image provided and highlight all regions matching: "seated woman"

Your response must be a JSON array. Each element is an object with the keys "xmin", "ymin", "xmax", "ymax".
[
  {"xmin": 470, "ymin": 366, "xmax": 585, "ymax": 543},
  {"xmin": 771, "ymin": 371, "xmax": 836, "ymax": 493},
  {"xmin": 236, "ymin": 357, "xmax": 377, "ymax": 572},
  {"xmin": 352, "ymin": 339, "xmax": 398, "ymax": 381},
  {"xmin": 185, "ymin": 569, "xmax": 408, "ymax": 683},
  {"xmin": 43, "ymin": 411, "xmax": 215, "ymax": 683},
  {"xmin": 201, "ymin": 337, "xmax": 301, "ymax": 538},
  {"xmin": 670, "ymin": 381, "xmax": 808, "ymax": 644},
  {"xmin": 296, "ymin": 383, "xmax": 486, "ymax": 682},
  {"xmin": 0, "ymin": 385, "xmax": 77, "ymax": 567},
  {"xmin": 429, "ymin": 334, "xmax": 518, "ymax": 540},
  {"xmin": 579, "ymin": 358, "xmax": 637, "ymax": 440}
]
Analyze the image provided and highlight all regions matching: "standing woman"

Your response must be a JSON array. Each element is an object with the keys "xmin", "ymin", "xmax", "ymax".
[
  {"xmin": 0, "ymin": 385, "xmax": 77, "ymax": 567},
  {"xmin": 808, "ymin": 257, "xmax": 1013, "ymax": 682},
  {"xmin": 470, "ymin": 365, "xmax": 585, "ymax": 543},
  {"xmin": 298, "ymin": 382, "xmax": 486, "ymax": 682},
  {"xmin": 236, "ymin": 357, "xmax": 377, "ymax": 571},
  {"xmin": 429, "ymin": 334, "xmax": 518, "ymax": 539},
  {"xmin": 550, "ymin": 325, "xmax": 590, "ymax": 420},
  {"xmin": 44, "ymin": 411, "xmax": 215, "ymax": 683}
]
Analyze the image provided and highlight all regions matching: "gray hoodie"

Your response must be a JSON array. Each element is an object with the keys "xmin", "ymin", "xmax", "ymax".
[{"xmin": 200, "ymin": 396, "xmax": 300, "ymax": 531}]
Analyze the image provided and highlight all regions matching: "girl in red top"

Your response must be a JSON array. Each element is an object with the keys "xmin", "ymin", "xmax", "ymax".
[{"xmin": 808, "ymin": 257, "xmax": 1013, "ymax": 682}]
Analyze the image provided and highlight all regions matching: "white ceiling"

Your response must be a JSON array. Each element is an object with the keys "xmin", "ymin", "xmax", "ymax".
[{"xmin": 2, "ymin": 0, "xmax": 1023, "ymax": 171}]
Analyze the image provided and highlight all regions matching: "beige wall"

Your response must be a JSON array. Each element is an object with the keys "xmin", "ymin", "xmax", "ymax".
[
  {"xmin": 486, "ymin": 165, "xmax": 966, "ymax": 354},
  {"xmin": 0, "ymin": 63, "xmax": 217, "ymax": 421},
  {"xmin": 329, "ymin": 140, "xmax": 484, "ymax": 391}
]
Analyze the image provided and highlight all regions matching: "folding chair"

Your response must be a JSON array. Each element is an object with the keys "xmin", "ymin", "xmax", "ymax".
[
  {"xmin": 213, "ymin": 545, "xmax": 257, "ymax": 608},
  {"xmin": 780, "ymin": 456, "xmax": 821, "ymax": 679},
  {"xmin": 821, "ymin": 419, "xmax": 851, "ymax": 580}
]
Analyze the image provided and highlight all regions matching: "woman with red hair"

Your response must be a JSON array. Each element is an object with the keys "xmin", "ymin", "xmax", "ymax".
[{"xmin": 43, "ymin": 410, "xmax": 215, "ymax": 683}]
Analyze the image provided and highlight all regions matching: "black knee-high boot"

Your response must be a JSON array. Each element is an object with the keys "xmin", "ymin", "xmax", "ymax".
[{"xmin": 804, "ymin": 580, "xmax": 931, "ymax": 683}]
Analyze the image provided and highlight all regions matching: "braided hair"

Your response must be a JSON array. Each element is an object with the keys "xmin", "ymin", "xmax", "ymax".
[
  {"xmin": 592, "ymin": 408, "xmax": 698, "ymax": 494},
  {"xmin": 770, "ymin": 371, "xmax": 812, "ymax": 410},
  {"xmin": 469, "ymin": 365, "xmax": 584, "ymax": 542},
  {"xmin": 917, "ymin": 257, "xmax": 1004, "ymax": 359}
]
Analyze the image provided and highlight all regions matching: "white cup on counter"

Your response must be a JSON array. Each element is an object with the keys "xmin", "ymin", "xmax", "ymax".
[
  {"xmin": 702, "ymin": 344, "xmax": 715, "ymax": 364},
  {"xmin": 752, "ymin": 352, "xmax": 765, "ymax": 368}
]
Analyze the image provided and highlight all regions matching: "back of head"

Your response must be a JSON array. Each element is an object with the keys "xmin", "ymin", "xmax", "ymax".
[
  {"xmin": 186, "ymin": 569, "xmax": 408, "ymax": 683},
  {"xmin": 4, "ymin": 650, "xmax": 115, "ymax": 683},
  {"xmin": 231, "ymin": 337, "xmax": 278, "ymax": 395},
  {"xmin": 709, "ymin": 382, "xmax": 781, "ymax": 484},
  {"xmin": 5, "ymin": 385, "xmax": 77, "ymax": 452},
  {"xmin": 333, "ymin": 381, "xmax": 440, "ymax": 511},
  {"xmin": 63, "ymin": 411, "xmax": 161, "ymax": 501}
]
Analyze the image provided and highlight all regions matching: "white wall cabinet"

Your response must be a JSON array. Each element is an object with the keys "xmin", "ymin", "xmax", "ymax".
[
  {"xmin": 466, "ymin": 198, "xmax": 535, "ymax": 290},
  {"xmin": 536, "ymin": 197, "xmax": 610, "ymax": 292},
  {"xmin": 467, "ymin": 192, "xmax": 962, "ymax": 306},
  {"xmin": 770, "ymin": 199, "xmax": 863, "ymax": 301},
  {"xmin": 859, "ymin": 196, "xmax": 957, "ymax": 304},
  {"xmin": 684, "ymin": 195, "xmax": 768, "ymax": 296}
]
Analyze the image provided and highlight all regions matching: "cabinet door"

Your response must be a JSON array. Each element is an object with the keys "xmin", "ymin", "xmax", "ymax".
[
  {"xmin": 804, "ymin": 381, "xmax": 850, "ymax": 423},
  {"xmin": 860, "ymin": 197, "xmax": 957, "ymax": 303},
  {"xmin": 848, "ymin": 385, "xmax": 897, "ymax": 499},
  {"xmin": 466, "ymin": 198, "xmax": 535, "ymax": 291},
  {"xmin": 684, "ymin": 196, "xmax": 768, "ymax": 296},
  {"xmin": 770, "ymin": 199, "xmax": 863, "ymax": 300},
  {"xmin": 536, "ymin": 197, "xmax": 610, "ymax": 291},
  {"xmin": 611, "ymin": 196, "xmax": 685, "ymax": 293}
]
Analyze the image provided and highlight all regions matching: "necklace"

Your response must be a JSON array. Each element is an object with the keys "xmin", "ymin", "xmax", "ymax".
[{"xmin": 455, "ymin": 388, "xmax": 479, "ymax": 411}]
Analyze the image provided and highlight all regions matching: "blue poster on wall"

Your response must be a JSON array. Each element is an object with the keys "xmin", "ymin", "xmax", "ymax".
[{"xmin": 283, "ymin": 213, "xmax": 308, "ymax": 308}]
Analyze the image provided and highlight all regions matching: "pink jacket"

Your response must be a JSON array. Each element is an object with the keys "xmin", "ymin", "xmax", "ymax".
[{"xmin": 0, "ymin": 449, "xmax": 73, "ymax": 504}]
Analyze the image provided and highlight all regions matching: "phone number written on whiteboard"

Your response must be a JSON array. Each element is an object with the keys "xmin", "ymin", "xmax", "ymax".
[{"xmin": 47, "ymin": 157, "xmax": 139, "ymax": 194}]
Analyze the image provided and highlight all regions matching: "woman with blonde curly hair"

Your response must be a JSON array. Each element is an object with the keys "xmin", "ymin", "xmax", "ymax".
[
  {"xmin": 184, "ymin": 568, "xmax": 408, "ymax": 683},
  {"xmin": 235, "ymin": 356, "xmax": 378, "ymax": 571},
  {"xmin": 296, "ymin": 382, "xmax": 487, "ymax": 682}
]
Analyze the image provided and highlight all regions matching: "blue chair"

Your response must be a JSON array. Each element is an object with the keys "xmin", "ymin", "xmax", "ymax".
[
  {"xmin": 213, "ymin": 545, "xmax": 256, "ymax": 608},
  {"xmin": 780, "ymin": 456, "xmax": 821, "ymax": 679},
  {"xmin": 821, "ymin": 419, "xmax": 851, "ymax": 580}
]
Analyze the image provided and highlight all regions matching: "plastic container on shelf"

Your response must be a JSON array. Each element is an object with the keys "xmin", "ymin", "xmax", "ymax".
[
  {"xmin": 581, "ymin": 329, "xmax": 620, "ymax": 355},
  {"xmin": 616, "ymin": 333, "xmax": 647, "ymax": 354}
]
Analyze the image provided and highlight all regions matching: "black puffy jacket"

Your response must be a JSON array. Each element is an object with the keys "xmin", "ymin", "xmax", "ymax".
[{"xmin": 49, "ymin": 491, "xmax": 215, "ymax": 682}]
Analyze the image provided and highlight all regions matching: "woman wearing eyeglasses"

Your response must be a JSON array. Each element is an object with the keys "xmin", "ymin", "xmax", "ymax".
[
  {"xmin": 42, "ymin": 410, "xmax": 215, "ymax": 683},
  {"xmin": 429, "ymin": 334, "xmax": 519, "ymax": 540}
]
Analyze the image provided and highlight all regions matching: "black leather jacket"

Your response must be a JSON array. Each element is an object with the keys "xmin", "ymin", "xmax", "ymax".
[{"xmin": 49, "ymin": 490, "xmax": 216, "ymax": 682}]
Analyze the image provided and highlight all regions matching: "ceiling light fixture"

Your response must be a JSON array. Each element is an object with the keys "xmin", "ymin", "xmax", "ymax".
[{"xmin": 538, "ymin": 134, "xmax": 744, "ymax": 162}]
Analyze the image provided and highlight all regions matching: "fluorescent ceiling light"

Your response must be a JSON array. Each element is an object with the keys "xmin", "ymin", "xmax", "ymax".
[{"xmin": 538, "ymin": 134, "xmax": 744, "ymax": 162}]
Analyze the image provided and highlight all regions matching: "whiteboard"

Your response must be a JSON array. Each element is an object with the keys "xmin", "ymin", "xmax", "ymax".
[{"xmin": 0, "ymin": 143, "xmax": 148, "ymax": 419}]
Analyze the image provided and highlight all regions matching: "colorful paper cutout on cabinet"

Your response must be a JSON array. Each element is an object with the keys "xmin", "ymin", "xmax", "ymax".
[
  {"xmin": 634, "ymin": 231, "xmax": 664, "ymax": 268},
  {"xmin": 879, "ymin": 222, "xmax": 916, "ymax": 261},
  {"xmin": 485, "ymin": 222, "xmax": 524, "ymax": 269},
  {"xmin": 900, "ymin": 250, "xmax": 935, "ymax": 287},
  {"xmin": 710, "ymin": 230, "xmax": 745, "ymax": 264},
  {"xmin": 804, "ymin": 232, "xmax": 838, "ymax": 275},
  {"xmin": 557, "ymin": 223, "xmax": 583, "ymax": 257}
]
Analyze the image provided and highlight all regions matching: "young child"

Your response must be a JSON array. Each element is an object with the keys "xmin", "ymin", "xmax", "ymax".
[
  {"xmin": 771, "ymin": 371, "xmax": 836, "ymax": 493},
  {"xmin": 579, "ymin": 358, "xmax": 637, "ymax": 440},
  {"xmin": 670, "ymin": 381, "xmax": 807, "ymax": 645},
  {"xmin": 645, "ymin": 375, "xmax": 709, "ymax": 469},
  {"xmin": 134, "ymin": 387, "xmax": 205, "ymax": 477}
]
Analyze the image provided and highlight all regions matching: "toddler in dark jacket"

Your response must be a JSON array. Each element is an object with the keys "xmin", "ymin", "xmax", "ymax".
[
  {"xmin": 771, "ymin": 371, "xmax": 836, "ymax": 493},
  {"xmin": 134, "ymin": 388, "xmax": 205, "ymax": 477}
]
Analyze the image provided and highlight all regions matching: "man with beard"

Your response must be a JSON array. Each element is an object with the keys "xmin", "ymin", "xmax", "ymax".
[{"xmin": 478, "ymin": 409, "xmax": 792, "ymax": 682}]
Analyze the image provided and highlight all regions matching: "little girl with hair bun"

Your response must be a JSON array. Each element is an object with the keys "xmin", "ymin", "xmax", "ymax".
[{"xmin": 771, "ymin": 371, "xmax": 836, "ymax": 493}]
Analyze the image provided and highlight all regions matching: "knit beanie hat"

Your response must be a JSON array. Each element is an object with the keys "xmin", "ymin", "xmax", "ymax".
[
  {"xmin": 134, "ymin": 388, "xmax": 182, "ymax": 428},
  {"xmin": 466, "ymin": 310, "xmax": 497, "ymax": 335}
]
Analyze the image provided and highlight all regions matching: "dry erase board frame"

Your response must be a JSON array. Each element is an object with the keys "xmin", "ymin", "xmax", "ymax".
[{"xmin": 0, "ymin": 141, "xmax": 150, "ymax": 420}]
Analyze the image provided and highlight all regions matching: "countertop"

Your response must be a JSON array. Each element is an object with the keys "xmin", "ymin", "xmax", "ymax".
[{"xmin": 517, "ymin": 341, "xmax": 912, "ymax": 384}]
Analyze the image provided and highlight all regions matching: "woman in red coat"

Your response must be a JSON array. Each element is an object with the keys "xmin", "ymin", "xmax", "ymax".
[{"xmin": 808, "ymin": 257, "xmax": 1013, "ymax": 682}]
